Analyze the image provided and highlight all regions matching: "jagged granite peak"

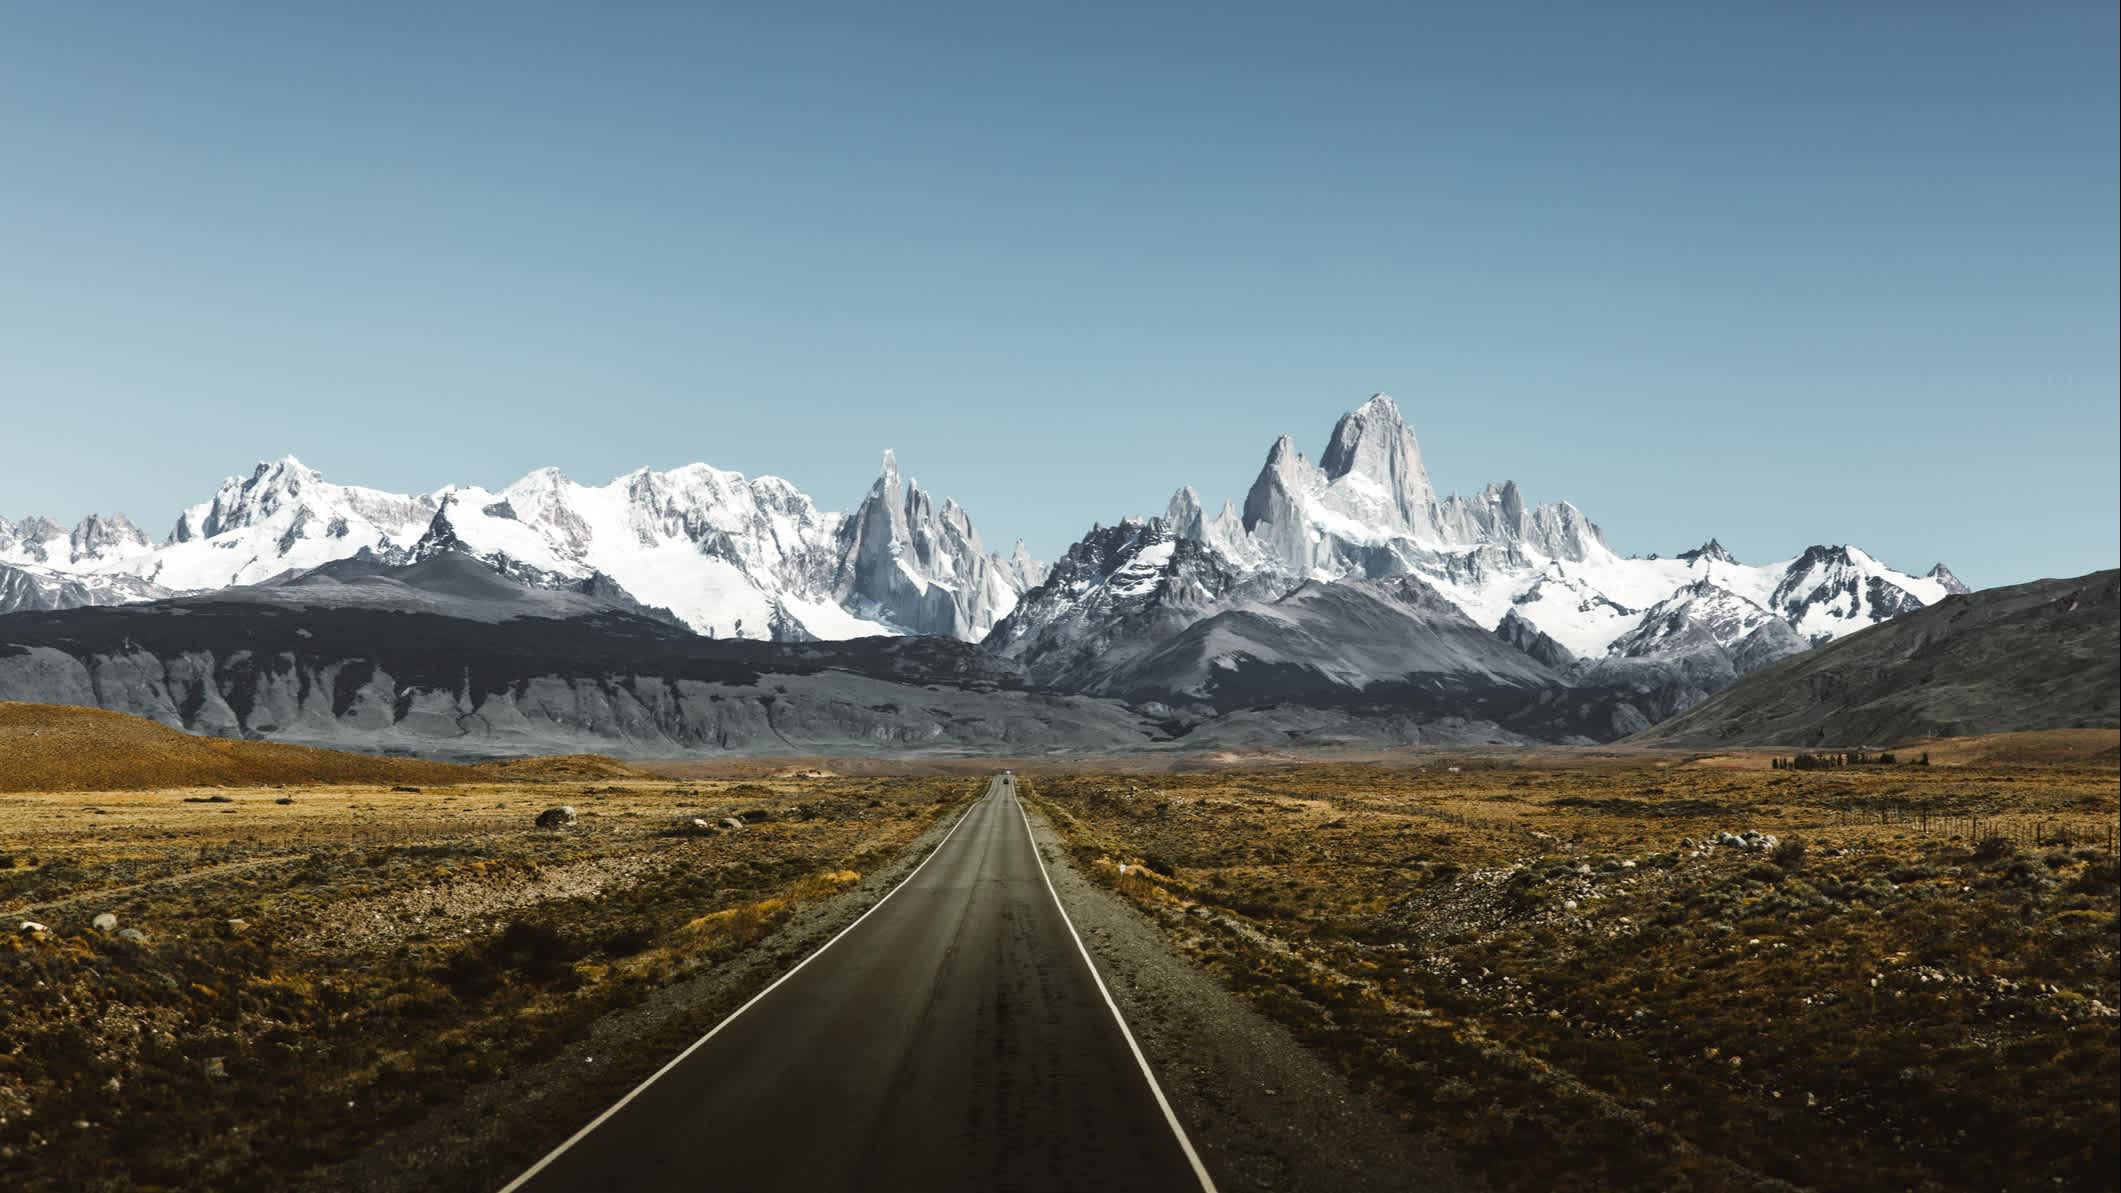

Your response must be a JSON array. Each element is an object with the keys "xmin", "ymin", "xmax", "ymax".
[
  {"xmin": 1316, "ymin": 393, "xmax": 1439, "ymax": 530},
  {"xmin": 1005, "ymin": 540, "xmax": 1045, "ymax": 591},
  {"xmin": 1927, "ymin": 563, "xmax": 1971, "ymax": 595},
  {"xmin": 1434, "ymin": 484, "xmax": 1605, "ymax": 564},
  {"xmin": 1165, "ymin": 486, "xmax": 1206, "ymax": 542},
  {"xmin": 0, "ymin": 515, "xmax": 68, "ymax": 564},
  {"xmin": 1678, "ymin": 538, "xmax": 1740, "ymax": 566},
  {"xmin": 67, "ymin": 513, "xmax": 150, "ymax": 563},
  {"xmin": 831, "ymin": 450, "xmax": 1027, "ymax": 641},
  {"xmin": 1238, "ymin": 395, "xmax": 1610, "ymax": 579}
]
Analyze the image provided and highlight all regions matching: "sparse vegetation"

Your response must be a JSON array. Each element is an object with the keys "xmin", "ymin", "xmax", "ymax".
[
  {"xmin": 0, "ymin": 766, "xmax": 975, "ymax": 1190},
  {"xmin": 1025, "ymin": 757, "xmax": 2121, "ymax": 1193}
]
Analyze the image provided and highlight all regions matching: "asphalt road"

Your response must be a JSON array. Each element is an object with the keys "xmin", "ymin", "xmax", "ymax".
[{"xmin": 502, "ymin": 775, "xmax": 1215, "ymax": 1193}]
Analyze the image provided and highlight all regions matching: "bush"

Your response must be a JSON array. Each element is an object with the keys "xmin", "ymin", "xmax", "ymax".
[
  {"xmin": 1972, "ymin": 836, "xmax": 2016, "ymax": 864},
  {"xmin": 491, "ymin": 920, "xmax": 576, "ymax": 982},
  {"xmin": 1771, "ymin": 838, "xmax": 1808, "ymax": 871}
]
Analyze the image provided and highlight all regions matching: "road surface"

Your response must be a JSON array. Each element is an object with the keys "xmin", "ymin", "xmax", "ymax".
[{"xmin": 502, "ymin": 774, "xmax": 1215, "ymax": 1193}]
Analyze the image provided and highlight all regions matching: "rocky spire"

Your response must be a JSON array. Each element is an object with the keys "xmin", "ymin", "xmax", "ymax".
[
  {"xmin": 1316, "ymin": 393, "xmax": 1438, "ymax": 533},
  {"xmin": 1164, "ymin": 486, "xmax": 1205, "ymax": 541}
]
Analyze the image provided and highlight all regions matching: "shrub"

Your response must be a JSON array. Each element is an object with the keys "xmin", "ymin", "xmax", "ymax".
[
  {"xmin": 1972, "ymin": 836, "xmax": 2016, "ymax": 864},
  {"xmin": 1770, "ymin": 838, "xmax": 1808, "ymax": 870},
  {"xmin": 491, "ymin": 920, "xmax": 575, "ymax": 982}
]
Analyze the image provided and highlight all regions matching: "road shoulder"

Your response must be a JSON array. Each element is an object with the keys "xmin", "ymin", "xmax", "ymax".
[{"xmin": 1019, "ymin": 800, "xmax": 1470, "ymax": 1193}]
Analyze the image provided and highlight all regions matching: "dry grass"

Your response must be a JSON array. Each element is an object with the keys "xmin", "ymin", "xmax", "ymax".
[
  {"xmin": 0, "ymin": 762, "xmax": 977, "ymax": 1191},
  {"xmin": 471, "ymin": 754, "xmax": 654, "ymax": 781},
  {"xmin": 0, "ymin": 702, "xmax": 480, "ymax": 791},
  {"xmin": 1027, "ymin": 752, "xmax": 2121, "ymax": 1193}
]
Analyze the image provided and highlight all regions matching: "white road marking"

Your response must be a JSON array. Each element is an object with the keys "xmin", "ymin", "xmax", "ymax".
[
  {"xmin": 495, "ymin": 792, "xmax": 983, "ymax": 1193},
  {"xmin": 1008, "ymin": 782, "xmax": 1222, "ymax": 1193}
]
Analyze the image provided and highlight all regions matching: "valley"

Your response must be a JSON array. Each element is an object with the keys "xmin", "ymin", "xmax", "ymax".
[{"xmin": 5, "ymin": 734, "xmax": 2113, "ymax": 1191}]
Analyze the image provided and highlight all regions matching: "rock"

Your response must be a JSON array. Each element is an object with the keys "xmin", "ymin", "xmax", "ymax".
[
  {"xmin": 92, "ymin": 912, "xmax": 118, "ymax": 932},
  {"xmin": 1715, "ymin": 830, "xmax": 1779, "ymax": 852},
  {"xmin": 224, "ymin": 918, "xmax": 250, "ymax": 935},
  {"xmin": 117, "ymin": 927, "xmax": 149, "ymax": 943},
  {"xmin": 392, "ymin": 785, "xmax": 421, "ymax": 793},
  {"xmin": 203, "ymin": 1057, "xmax": 227, "ymax": 1080},
  {"xmin": 718, "ymin": 816, "xmax": 745, "ymax": 832},
  {"xmin": 275, "ymin": 796, "xmax": 295, "ymax": 805},
  {"xmin": 18, "ymin": 920, "xmax": 47, "ymax": 934},
  {"xmin": 535, "ymin": 806, "xmax": 578, "ymax": 830},
  {"xmin": 738, "ymin": 808, "xmax": 773, "ymax": 823}
]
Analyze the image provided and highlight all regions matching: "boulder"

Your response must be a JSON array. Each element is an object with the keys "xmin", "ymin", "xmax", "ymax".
[
  {"xmin": 18, "ymin": 920, "xmax": 47, "ymax": 935},
  {"xmin": 1714, "ymin": 830, "xmax": 1779, "ymax": 852},
  {"xmin": 92, "ymin": 912, "xmax": 118, "ymax": 932},
  {"xmin": 224, "ymin": 919, "xmax": 250, "ymax": 935},
  {"xmin": 737, "ymin": 808, "xmax": 773, "ymax": 824},
  {"xmin": 117, "ymin": 927, "xmax": 149, "ymax": 944},
  {"xmin": 536, "ymin": 806, "xmax": 578, "ymax": 830},
  {"xmin": 718, "ymin": 816, "xmax": 746, "ymax": 832}
]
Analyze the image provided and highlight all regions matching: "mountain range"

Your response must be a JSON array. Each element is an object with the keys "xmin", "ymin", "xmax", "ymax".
[
  {"xmin": 1633, "ymin": 568, "xmax": 2119, "ymax": 748},
  {"xmin": 1, "ymin": 394, "xmax": 1994, "ymax": 751},
  {"xmin": 1, "ymin": 451, "xmax": 1041, "ymax": 641}
]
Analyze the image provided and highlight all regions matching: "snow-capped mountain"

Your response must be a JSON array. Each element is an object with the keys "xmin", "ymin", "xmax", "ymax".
[
  {"xmin": 4, "ymin": 454, "xmax": 1038, "ymax": 642},
  {"xmin": 986, "ymin": 516, "xmax": 1273, "ymax": 692},
  {"xmin": 1576, "ymin": 579, "xmax": 1809, "ymax": 693},
  {"xmin": 1091, "ymin": 573, "xmax": 1566, "ymax": 708},
  {"xmin": 1, "ymin": 392, "xmax": 1957, "ymax": 682},
  {"xmin": 993, "ymin": 394, "xmax": 1956, "ymax": 704}
]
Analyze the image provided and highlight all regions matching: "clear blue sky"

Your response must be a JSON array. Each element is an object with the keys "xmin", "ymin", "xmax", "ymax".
[{"xmin": 2, "ymin": 1, "xmax": 2114, "ymax": 588}]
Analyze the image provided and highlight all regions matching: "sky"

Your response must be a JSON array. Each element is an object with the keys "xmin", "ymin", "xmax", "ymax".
[{"xmin": 1, "ymin": 2, "xmax": 2114, "ymax": 588}]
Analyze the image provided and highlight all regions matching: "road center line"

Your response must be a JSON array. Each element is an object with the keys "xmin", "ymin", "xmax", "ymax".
[
  {"xmin": 1008, "ymin": 783, "xmax": 1222, "ymax": 1193},
  {"xmin": 496, "ymin": 792, "xmax": 984, "ymax": 1193}
]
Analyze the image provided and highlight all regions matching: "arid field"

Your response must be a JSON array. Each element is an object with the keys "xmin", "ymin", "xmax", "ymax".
[
  {"xmin": 3, "ymin": 704, "xmax": 2116, "ymax": 1192},
  {"xmin": 0, "ymin": 710, "xmax": 980, "ymax": 1191},
  {"xmin": 1025, "ymin": 739, "xmax": 2121, "ymax": 1193}
]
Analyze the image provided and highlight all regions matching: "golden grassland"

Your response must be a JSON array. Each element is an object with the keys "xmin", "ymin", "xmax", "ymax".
[
  {"xmin": 0, "ymin": 762, "xmax": 977, "ymax": 1191},
  {"xmin": 0, "ymin": 702, "xmax": 483, "ymax": 791},
  {"xmin": 1025, "ymin": 754, "xmax": 2121, "ymax": 1193}
]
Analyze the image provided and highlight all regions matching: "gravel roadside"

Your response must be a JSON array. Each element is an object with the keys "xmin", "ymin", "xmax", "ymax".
[{"xmin": 1018, "ymin": 800, "xmax": 1473, "ymax": 1193}]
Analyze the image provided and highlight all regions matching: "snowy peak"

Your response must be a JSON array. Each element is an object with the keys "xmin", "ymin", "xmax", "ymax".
[
  {"xmin": 1165, "ymin": 486, "xmax": 1206, "ymax": 542},
  {"xmin": 832, "ymin": 454, "xmax": 1029, "ymax": 640},
  {"xmin": 1770, "ymin": 544, "xmax": 1945, "ymax": 644},
  {"xmin": 1678, "ymin": 538, "xmax": 1739, "ymax": 566},
  {"xmin": 0, "ymin": 516, "xmax": 68, "ymax": 565},
  {"xmin": 1235, "ymin": 395, "xmax": 1610, "ymax": 578},
  {"xmin": 1613, "ymin": 579, "xmax": 1782, "ymax": 657},
  {"xmin": 1, "ymin": 514, "xmax": 140, "ymax": 567},
  {"xmin": 1927, "ymin": 562, "xmax": 1971, "ymax": 595},
  {"xmin": 170, "ymin": 456, "xmax": 437, "ymax": 558},
  {"xmin": 66, "ymin": 513, "xmax": 150, "ymax": 563}
]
